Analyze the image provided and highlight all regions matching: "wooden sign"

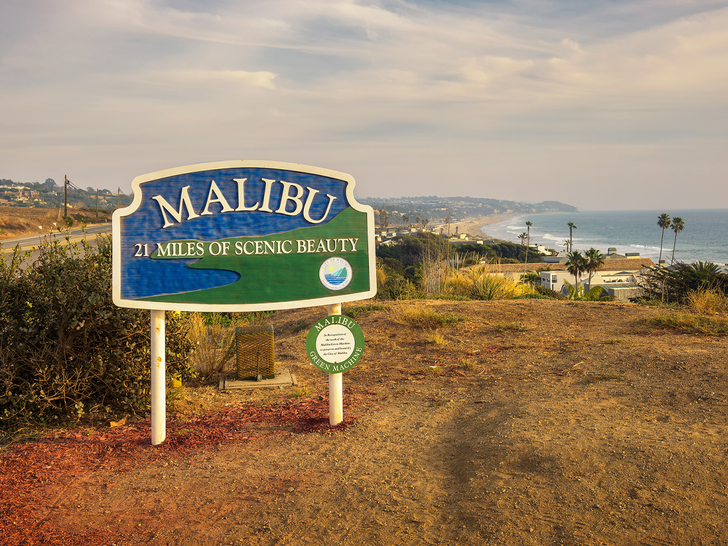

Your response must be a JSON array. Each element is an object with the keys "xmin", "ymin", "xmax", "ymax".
[{"xmin": 113, "ymin": 160, "xmax": 376, "ymax": 310}]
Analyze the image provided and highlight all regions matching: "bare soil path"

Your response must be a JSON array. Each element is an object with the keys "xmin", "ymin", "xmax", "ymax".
[{"xmin": 2, "ymin": 300, "xmax": 727, "ymax": 545}]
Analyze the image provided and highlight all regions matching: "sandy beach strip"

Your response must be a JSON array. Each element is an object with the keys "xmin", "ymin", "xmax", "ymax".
[{"xmin": 445, "ymin": 214, "xmax": 517, "ymax": 241}]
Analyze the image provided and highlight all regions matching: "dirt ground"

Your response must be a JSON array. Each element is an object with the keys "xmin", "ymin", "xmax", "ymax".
[{"xmin": 2, "ymin": 299, "xmax": 727, "ymax": 545}]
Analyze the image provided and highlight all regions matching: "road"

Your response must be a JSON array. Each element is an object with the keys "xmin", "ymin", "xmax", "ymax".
[{"xmin": 0, "ymin": 223, "xmax": 113, "ymax": 265}]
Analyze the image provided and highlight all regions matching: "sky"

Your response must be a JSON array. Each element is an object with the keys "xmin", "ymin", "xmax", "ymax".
[{"xmin": 1, "ymin": 0, "xmax": 727, "ymax": 211}]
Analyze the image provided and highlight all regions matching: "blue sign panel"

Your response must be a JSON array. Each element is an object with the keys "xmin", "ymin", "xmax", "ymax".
[{"xmin": 113, "ymin": 161, "xmax": 376, "ymax": 311}]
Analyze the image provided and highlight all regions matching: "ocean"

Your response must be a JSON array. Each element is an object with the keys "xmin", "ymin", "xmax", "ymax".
[{"xmin": 482, "ymin": 209, "xmax": 728, "ymax": 266}]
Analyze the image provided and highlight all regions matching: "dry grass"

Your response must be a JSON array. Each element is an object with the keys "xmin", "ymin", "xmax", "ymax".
[
  {"xmin": 390, "ymin": 302, "xmax": 465, "ymax": 329},
  {"xmin": 0, "ymin": 208, "xmax": 62, "ymax": 239},
  {"xmin": 442, "ymin": 266, "xmax": 533, "ymax": 300},
  {"xmin": 343, "ymin": 303, "xmax": 388, "ymax": 319},
  {"xmin": 375, "ymin": 262, "xmax": 388, "ymax": 286},
  {"xmin": 0, "ymin": 206, "xmax": 113, "ymax": 239},
  {"xmin": 184, "ymin": 313, "xmax": 237, "ymax": 378},
  {"xmin": 632, "ymin": 290, "xmax": 728, "ymax": 336},
  {"xmin": 687, "ymin": 289, "xmax": 728, "ymax": 316},
  {"xmin": 632, "ymin": 313, "xmax": 728, "ymax": 336},
  {"xmin": 289, "ymin": 386, "xmax": 313, "ymax": 398},
  {"xmin": 427, "ymin": 332, "xmax": 449, "ymax": 345},
  {"xmin": 492, "ymin": 322, "xmax": 529, "ymax": 332}
]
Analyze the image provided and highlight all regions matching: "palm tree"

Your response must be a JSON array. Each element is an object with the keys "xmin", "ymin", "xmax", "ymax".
[
  {"xmin": 402, "ymin": 214, "xmax": 409, "ymax": 228},
  {"xmin": 670, "ymin": 217, "xmax": 685, "ymax": 264},
  {"xmin": 566, "ymin": 250, "xmax": 587, "ymax": 289},
  {"xmin": 379, "ymin": 210, "xmax": 388, "ymax": 229},
  {"xmin": 567, "ymin": 222, "xmax": 577, "ymax": 252},
  {"xmin": 584, "ymin": 248, "xmax": 605, "ymax": 289},
  {"xmin": 522, "ymin": 271, "xmax": 541, "ymax": 287},
  {"xmin": 563, "ymin": 279, "xmax": 607, "ymax": 301},
  {"xmin": 525, "ymin": 221, "xmax": 532, "ymax": 265},
  {"xmin": 657, "ymin": 213, "xmax": 671, "ymax": 264}
]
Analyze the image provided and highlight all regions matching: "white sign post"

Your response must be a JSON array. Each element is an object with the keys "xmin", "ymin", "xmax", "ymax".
[
  {"xmin": 151, "ymin": 310, "xmax": 166, "ymax": 445},
  {"xmin": 327, "ymin": 303, "xmax": 343, "ymax": 426}
]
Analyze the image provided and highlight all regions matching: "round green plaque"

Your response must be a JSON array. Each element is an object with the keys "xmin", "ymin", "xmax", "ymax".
[{"xmin": 306, "ymin": 315, "xmax": 365, "ymax": 373}]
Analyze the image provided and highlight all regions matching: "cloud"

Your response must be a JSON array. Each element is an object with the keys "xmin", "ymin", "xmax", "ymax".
[
  {"xmin": 1, "ymin": 0, "xmax": 727, "ymax": 210},
  {"xmin": 561, "ymin": 38, "xmax": 583, "ymax": 53},
  {"xmin": 163, "ymin": 69, "xmax": 277, "ymax": 89},
  {"xmin": 459, "ymin": 56, "xmax": 536, "ymax": 85}
]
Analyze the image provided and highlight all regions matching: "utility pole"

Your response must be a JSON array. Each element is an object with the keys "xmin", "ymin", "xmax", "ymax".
[{"xmin": 64, "ymin": 175, "xmax": 68, "ymax": 220}]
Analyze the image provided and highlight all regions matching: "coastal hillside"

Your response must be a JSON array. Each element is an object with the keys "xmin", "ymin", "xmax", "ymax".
[
  {"xmin": 0, "ymin": 205, "xmax": 113, "ymax": 239},
  {"xmin": 0, "ymin": 177, "xmax": 133, "ymax": 210},
  {"xmin": 2, "ymin": 299, "xmax": 727, "ymax": 545},
  {"xmin": 359, "ymin": 195, "xmax": 577, "ymax": 224}
]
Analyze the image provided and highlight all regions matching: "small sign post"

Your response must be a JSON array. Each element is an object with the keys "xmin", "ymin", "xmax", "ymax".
[
  {"xmin": 327, "ymin": 304, "xmax": 343, "ymax": 425},
  {"xmin": 306, "ymin": 307, "xmax": 366, "ymax": 425},
  {"xmin": 113, "ymin": 160, "xmax": 376, "ymax": 444}
]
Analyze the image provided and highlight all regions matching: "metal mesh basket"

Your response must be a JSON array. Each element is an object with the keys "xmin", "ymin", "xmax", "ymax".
[{"xmin": 235, "ymin": 325, "xmax": 275, "ymax": 380}]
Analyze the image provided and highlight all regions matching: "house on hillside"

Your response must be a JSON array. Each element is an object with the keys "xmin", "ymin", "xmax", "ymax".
[
  {"xmin": 473, "ymin": 263, "xmax": 540, "ymax": 281},
  {"xmin": 532, "ymin": 244, "xmax": 554, "ymax": 256},
  {"xmin": 539, "ymin": 257, "xmax": 655, "ymax": 301},
  {"xmin": 542, "ymin": 252, "xmax": 569, "ymax": 264}
]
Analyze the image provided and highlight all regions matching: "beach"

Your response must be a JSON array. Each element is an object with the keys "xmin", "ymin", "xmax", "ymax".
[{"xmin": 444, "ymin": 214, "xmax": 516, "ymax": 242}]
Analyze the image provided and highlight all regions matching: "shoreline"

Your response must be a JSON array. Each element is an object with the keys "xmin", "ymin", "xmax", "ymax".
[
  {"xmin": 445, "ymin": 214, "xmax": 518, "ymax": 242},
  {"xmin": 484, "ymin": 210, "xmax": 728, "ymax": 265}
]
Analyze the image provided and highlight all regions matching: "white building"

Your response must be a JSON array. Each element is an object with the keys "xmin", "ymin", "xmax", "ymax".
[{"xmin": 539, "ymin": 257, "xmax": 656, "ymax": 301}]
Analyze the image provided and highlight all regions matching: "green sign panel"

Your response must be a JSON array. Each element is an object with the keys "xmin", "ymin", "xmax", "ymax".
[{"xmin": 306, "ymin": 315, "xmax": 365, "ymax": 373}]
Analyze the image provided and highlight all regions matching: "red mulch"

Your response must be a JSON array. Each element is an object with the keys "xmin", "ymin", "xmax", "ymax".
[{"xmin": 0, "ymin": 396, "xmax": 364, "ymax": 546}]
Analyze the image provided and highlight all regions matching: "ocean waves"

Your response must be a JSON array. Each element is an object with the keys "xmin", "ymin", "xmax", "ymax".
[{"xmin": 482, "ymin": 209, "xmax": 728, "ymax": 265}]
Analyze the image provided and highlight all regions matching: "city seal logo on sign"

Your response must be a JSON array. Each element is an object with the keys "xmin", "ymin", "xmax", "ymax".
[
  {"xmin": 112, "ymin": 160, "xmax": 376, "ymax": 311},
  {"xmin": 319, "ymin": 256, "xmax": 353, "ymax": 290}
]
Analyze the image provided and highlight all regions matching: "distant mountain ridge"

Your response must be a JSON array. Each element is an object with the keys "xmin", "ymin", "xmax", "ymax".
[{"xmin": 358, "ymin": 195, "xmax": 577, "ymax": 222}]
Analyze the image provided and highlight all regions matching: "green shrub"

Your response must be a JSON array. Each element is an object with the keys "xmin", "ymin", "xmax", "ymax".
[
  {"xmin": 376, "ymin": 233, "xmax": 452, "ymax": 270},
  {"xmin": 535, "ymin": 285, "xmax": 567, "ymax": 300},
  {"xmin": 0, "ymin": 234, "xmax": 193, "ymax": 428},
  {"xmin": 562, "ymin": 280, "xmax": 610, "ymax": 301},
  {"xmin": 375, "ymin": 259, "xmax": 419, "ymax": 300},
  {"xmin": 639, "ymin": 261, "xmax": 728, "ymax": 304}
]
